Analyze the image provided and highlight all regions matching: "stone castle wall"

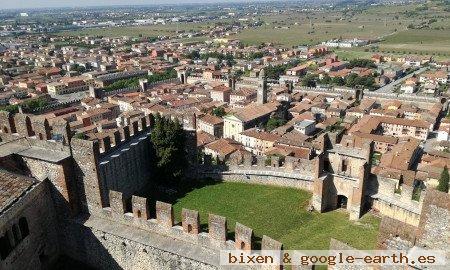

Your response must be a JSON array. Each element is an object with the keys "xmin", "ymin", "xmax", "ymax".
[
  {"xmin": 371, "ymin": 177, "xmax": 424, "ymax": 226},
  {"xmin": 0, "ymin": 180, "xmax": 60, "ymax": 270},
  {"xmin": 61, "ymin": 189, "xmax": 283, "ymax": 270},
  {"xmin": 416, "ymin": 189, "xmax": 450, "ymax": 253},
  {"xmin": 197, "ymin": 153, "xmax": 316, "ymax": 191},
  {"xmin": 97, "ymin": 116, "xmax": 154, "ymax": 198},
  {"xmin": 1, "ymin": 109, "xmax": 448, "ymax": 270}
]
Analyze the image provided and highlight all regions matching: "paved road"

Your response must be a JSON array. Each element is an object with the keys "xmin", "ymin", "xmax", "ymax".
[{"xmin": 375, "ymin": 66, "xmax": 429, "ymax": 93}]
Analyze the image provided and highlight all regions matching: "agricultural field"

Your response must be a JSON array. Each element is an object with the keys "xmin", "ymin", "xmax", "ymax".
[
  {"xmin": 58, "ymin": 22, "xmax": 212, "ymax": 38},
  {"xmin": 149, "ymin": 181, "xmax": 381, "ymax": 251},
  {"xmin": 378, "ymin": 29, "xmax": 450, "ymax": 55},
  {"xmin": 229, "ymin": 1, "xmax": 450, "ymax": 57},
  {"xmin": 55, "ymin": 1, "xmax": 450, "ymax": 57},
  {"xmin": 228, "ymin": 4, "xmax": 416, "ymax": 47}
]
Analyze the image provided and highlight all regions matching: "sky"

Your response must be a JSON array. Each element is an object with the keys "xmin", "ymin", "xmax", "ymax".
[{"xmin": 1, "ymin": 0, "xmax": 277, "ymax": 10}]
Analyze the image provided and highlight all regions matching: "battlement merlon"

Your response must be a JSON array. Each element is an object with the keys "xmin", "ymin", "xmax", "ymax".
[
  {"xmin": 374, "ymin": 177, "xmax": 425, "ymax": 212},
  {"xmin": 202, "ymin": 152, "xmax": 317, "ymax": 178},
  {"xmin": 0, "ymin": 112, "xmax": 73, "ymax": 145},
  {"xmin": 97, "ymin": 115, "xmax": 152, "ymax": 155},
  {"xmin": 71, "ymin": 138, "xmax": 108, "ymax": 211},
  {"xmin": 98, "ymin": 189, "xmax": 284, "ymax": 256}
]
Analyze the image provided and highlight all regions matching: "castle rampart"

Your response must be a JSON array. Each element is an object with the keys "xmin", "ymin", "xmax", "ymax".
[
  {"xmin": 197, "ymin": 152, "xmax": 316, "ymax": 191},
  {"xmin": 61, "ymin": 189, "xmax": 284, "ymax": 270},
  {"xmin": 371, "ymin": 176, "xmax": 424, "ymax": 226}
]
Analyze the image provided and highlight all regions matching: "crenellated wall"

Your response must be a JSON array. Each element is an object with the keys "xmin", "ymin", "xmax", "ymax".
[
  {"xmin": 96, "ymin": 115, "xmax": 153, "ymax": 199},
  {"xmin": 197, "ymin": 153, "xmax": 317, "ymax": 191},
  {"xmin": 62, "ymin": 189, "xmax": 284, "ymax": 270},
  {"xmin": 0, "ymin": 112, "xmax": 72, "ymax": 145},
  {"xmin": 371, "ymin": 176, "xmax": 424, "ymax": 226},
  {"xmin": 1, "ymin": 108, "xmax": 448, "ymax": 270}
]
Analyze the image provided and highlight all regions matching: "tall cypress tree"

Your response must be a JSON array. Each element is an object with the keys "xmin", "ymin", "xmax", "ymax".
[
  {"xmin": 437, "ymin": 166, "xmax": 449, "ymax": 193},
  {"xmin": 150, "ymin": 114, "xmax": 186, "ymax": 184}
]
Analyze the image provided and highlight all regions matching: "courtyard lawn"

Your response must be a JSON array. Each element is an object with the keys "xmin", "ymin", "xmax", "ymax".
[{"xmin": 158, "ymin": 181, "xmax": 380, "ymax": 250}]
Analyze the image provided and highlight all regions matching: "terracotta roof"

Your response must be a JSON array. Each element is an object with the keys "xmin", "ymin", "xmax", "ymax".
[
  {"xmin": 239, "ymin": 128, "xmax": 280, "ymax": 142},
  {"xmin": 197, "ymin": 131, "xmax": 216, "ymax": 147},
  {"xmin": 211, "ymin": 84, "xmax": 231, "ymax": 92},
  {"xmin": 277, "ymin": 130, "xmax": 311, "ymax": 147},
  {"xmin": 380, "ymin": 138, "xmax": 420, "ymax": 171},
  {"xmin": 267, "ymin": 145, "xmax": 311, "ymax": 159},
  {"xmin": 199, "ymin": 114, "xmax": 223, "ymax": 126},
  {"xmin": 231, "ymin": 87, "xmax": 256, "ymax": 98},
  {"xmin": 205, "ymin": 138, "xmax": 243, "ymax": 157},
  {"xmin": 231, "ymin": 102, "xmax": 279, "ymax": 123},
  {"xmin": 0, "ymin": 171, "xmax": 37, "ymax": 213},
  {"xmin": 353, "ymin": 131, "xmax": 398, "ymax": 145},
  {"xmin": 379, "ymin": 116, "xmax": 430, "ymax": 129}
]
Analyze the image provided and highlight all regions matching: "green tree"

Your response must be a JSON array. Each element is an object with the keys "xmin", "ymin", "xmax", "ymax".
[
  {"xmin": 212, "ymin": 107, "xmax": 226, "ymax": 117},
  {"xmin": 320, "ymin": 74, "xmax": 331, "ymax": 85},
  {"xmin": 437, "ymin": 166, "xmax": 449, "ymax": 193},
  {"xmin": 347, "ymin": 59, "xmax": 377, "ymax": 69},
  {"xmin": 103, "ymin": 68, "xmax": 176, "ymax": 92},
  {"xmin": 301, "ymin": 74, "xmax": 318, "ymax": 87},
  {"xmin": 345, "ymin": 73, "xmax": 359, "ymax": 87},
  {"xmin": 150, "ymin": 114, "xmax": 186, "ymax": 184},
  {"xmin": 266, "ymin": 116, "xmax": 286, "ymax": 131},
  {"xmin": 264, "ymin": 60, "xmax": 300, "ymax": 80},
  {"xmin": 246, "ymin": 52, "xmax": 264, "ymax": 60},
  {"xmin": 332, "ymin": 76, "xmax": 345, "ymax": 86}
]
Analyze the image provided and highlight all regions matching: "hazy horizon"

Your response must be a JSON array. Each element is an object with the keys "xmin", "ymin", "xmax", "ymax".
[{"xmin": 1, "ymin": 0, "xmax": 288, "ymax": 10}]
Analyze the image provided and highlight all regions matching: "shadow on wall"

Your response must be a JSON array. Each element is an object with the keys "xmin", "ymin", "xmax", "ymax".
[
  {"xmin": 59, "ymin": 218, "xmax": 123, "ymax": 270},
  {"xmin": 50, "ymin": 254, "xmax": 97, "ymax": 270}
]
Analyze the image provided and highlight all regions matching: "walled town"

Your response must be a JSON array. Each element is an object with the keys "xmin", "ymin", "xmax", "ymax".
[{"xmin": 0, "ymin": 1, "xmax": 449, "ymax": 270}]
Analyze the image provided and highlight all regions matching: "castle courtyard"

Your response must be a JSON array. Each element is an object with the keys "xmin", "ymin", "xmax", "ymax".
[{"xmin": 152, "ymin": 181, "xmax": 381, "ymax": 250}]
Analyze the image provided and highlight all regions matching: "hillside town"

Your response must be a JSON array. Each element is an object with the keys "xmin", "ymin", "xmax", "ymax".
[{"xmin": 0, "ymin": 1, "xmax": 449, "ymax": 270}]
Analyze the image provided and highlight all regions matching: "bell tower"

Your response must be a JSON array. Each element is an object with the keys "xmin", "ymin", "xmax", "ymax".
[{"xmin": 257, "ymin": 69, "xmax": 267, "ymax": 104}]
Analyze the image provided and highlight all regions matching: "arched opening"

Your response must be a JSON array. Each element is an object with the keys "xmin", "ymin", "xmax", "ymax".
[
  {"xmin": 3, "ymin": 126, "xmax": 8, "ymax": 133},
  {"xmin": 187, "ymin": 224, "xmax": 193, "ymax": 233},
  {"xmin": 19, "ymin": 217, "xmax": 29, "ymax": 238},
  {"xmin": 0, "ymin": 234, "xmax": 12, "ymax": 260},
  {"xmin": 12, "ymin": 224, "xmax": 21, "ymax": 243},
  {"xmin": 136, "ymin": 210, "xmax": 142, "ymax": 218},
  {"xmin": 337, "ymin": 195, "xmax": 348, "ymax": 209},
  {"xmin": 240, "ymin": 241, "xmax": 246, "ymax": 250}
]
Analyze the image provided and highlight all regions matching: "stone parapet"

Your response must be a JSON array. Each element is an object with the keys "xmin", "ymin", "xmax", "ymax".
[{"xmin": 97, "ymin": 189, "xmax": 283, "ymax": 267}]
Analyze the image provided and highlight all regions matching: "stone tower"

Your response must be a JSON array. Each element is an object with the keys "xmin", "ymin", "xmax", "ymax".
[
  {"xmin": 139, "ymin": 78, "xmax": 148, "ymax": 92},
  {"xmin": 177, "ymin": 68, "xmax": 187, "ymax": 84},
  {"xmin": 228, "ymin": 72, "xmax": 236, "ymax": 91},
  {"xmin": 257, "ymin": 69, "xmax": 267, "ymax": 104}
]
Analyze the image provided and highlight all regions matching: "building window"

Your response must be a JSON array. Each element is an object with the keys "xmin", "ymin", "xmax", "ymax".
[{"xmin": 341, "ymin": 159, "xmax": 348, "ymax": 172}]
